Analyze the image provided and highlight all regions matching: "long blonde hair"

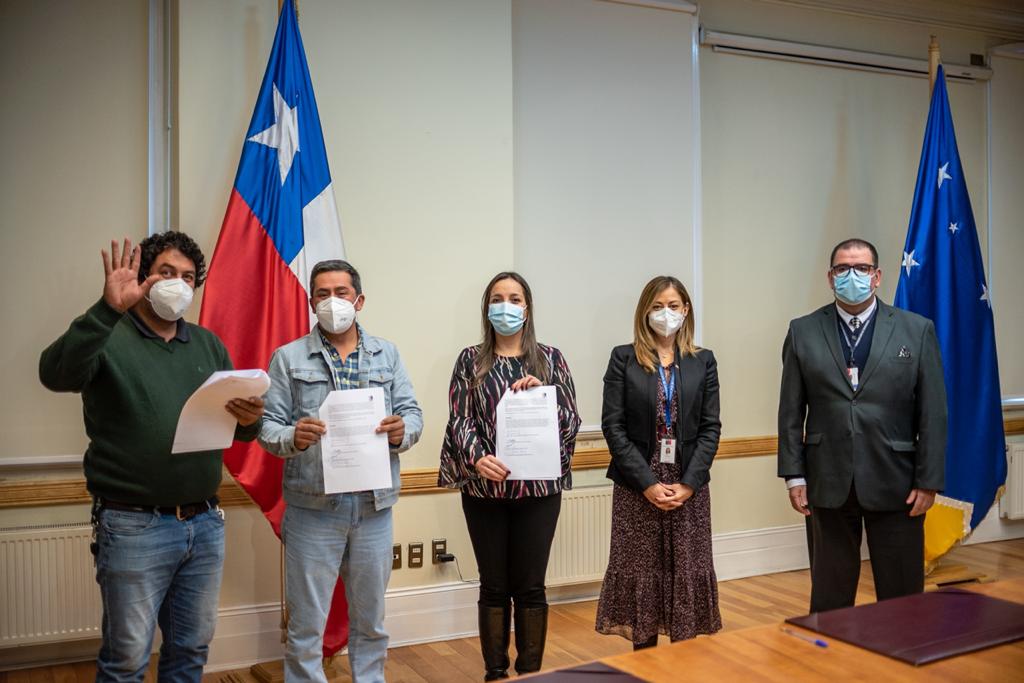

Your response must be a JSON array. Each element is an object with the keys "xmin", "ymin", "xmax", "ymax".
[
  {"xmin": 632, "ymin": 276, "xmax": 698, "ymax": 373},
  {"xmin": 475, "ymin": 272, "xmax": 550, "ymax": 386}
]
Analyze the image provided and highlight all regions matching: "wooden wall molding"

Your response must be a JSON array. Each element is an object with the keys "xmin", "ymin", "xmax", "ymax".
[{"xmin": 4, "ymin": 416, "xmax": 1022, "ymax": 509}]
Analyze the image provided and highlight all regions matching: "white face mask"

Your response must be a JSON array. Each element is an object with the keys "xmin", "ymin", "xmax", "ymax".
[
  {"xmin": 648, "ymin": 308, "xmax": 685, "ymax": 338},
  {"xmin": 316, "ymin": 296, "xmax": 357, "ymax": 334},
  {"xmin": 148, "ymin": 278, "xmax": 194, "ymax": 321}
]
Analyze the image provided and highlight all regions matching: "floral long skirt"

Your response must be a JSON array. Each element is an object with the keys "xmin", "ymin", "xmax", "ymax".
[{"xmin": 595, "ymin": 483, "xmax": 722, "ymax": 645}]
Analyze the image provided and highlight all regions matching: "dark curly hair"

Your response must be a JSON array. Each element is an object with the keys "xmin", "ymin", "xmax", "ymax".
[{"xmin": 137, "ymin": 231, "xmax": 208, "ymax": 287}]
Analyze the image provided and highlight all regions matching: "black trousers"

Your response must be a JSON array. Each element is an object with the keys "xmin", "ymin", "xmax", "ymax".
[
  {"xmin": 809, "ymin": 485, "xmax": 924, "ymax": 613},
  {"xmin": 462, "ymin": 492, "xmax": 561, "ymax": 609}
]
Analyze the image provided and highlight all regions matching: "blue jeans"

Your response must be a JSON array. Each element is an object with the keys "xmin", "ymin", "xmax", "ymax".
[
  {"xmin": 283, "ymin": 496, "xmax": 393, "ymax": 683},
  {"xmin": 94, "ymin": 507, "xmax": 225, "ymax": 683}
]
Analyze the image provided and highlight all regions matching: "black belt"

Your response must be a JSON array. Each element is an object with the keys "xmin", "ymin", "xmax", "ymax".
[{"xmin": 100, "ymin": 496, "xmax": 219, "ymax": 521}]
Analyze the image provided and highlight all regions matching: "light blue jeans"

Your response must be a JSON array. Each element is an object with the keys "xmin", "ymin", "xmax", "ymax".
[
  {"xmin": 283, "ymin": 495, "xmax": 393, "ymax": 683},
  {"xmin": 94, "ymin": 507, "xmax": 224, "ymax": 683}
]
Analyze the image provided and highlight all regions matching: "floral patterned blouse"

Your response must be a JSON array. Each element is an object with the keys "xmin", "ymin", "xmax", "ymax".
[{"xmin": 438, "ymin": 344, "xmax": 581, "ymax": 498}]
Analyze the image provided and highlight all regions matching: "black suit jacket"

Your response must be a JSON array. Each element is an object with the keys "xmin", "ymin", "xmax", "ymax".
[
  {"xmin": 777, "ymin": 300, "xmax": 947, "ymax": 510},
  {"xmin": 601, "ymin": 345, "xmax": 722, "ymax": 493}
]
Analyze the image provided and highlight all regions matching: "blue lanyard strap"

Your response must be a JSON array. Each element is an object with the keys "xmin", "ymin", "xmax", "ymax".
[{"xmin": 658, "ymin": 365, "xmax": 676, "ymax": 430}]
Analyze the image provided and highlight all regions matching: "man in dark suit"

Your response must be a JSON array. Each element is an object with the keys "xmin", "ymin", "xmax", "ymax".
[{"xmin": 778, "ymin": 238, "xmax": 947, "ymax": 613}]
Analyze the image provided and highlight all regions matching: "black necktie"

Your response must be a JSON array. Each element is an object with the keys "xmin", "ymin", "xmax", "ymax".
[{"xmin": 849, "ymin": 317, "xmax": 861, "ymax": 342}]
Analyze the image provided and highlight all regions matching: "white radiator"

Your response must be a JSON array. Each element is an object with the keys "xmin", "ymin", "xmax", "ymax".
[
  {"xmin": 0, "ymin": 523, "xmax": 101, "ymax": 647},
  {"xmin": 1000, "ymin": 442, "xmax": 1024, "ymax": 520},
  {"xmin": 546, "ymin": 486, "xmax": 613, "ymax": 586}
]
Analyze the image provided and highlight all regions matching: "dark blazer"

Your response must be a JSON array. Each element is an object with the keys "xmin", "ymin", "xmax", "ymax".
[
  {"xmin": 777, "ymin": 300, "xmax": 947, "ymax": 511},
  {"xmin": 601, "ymin": 345, "xmax": 722, "ymax": 493}
]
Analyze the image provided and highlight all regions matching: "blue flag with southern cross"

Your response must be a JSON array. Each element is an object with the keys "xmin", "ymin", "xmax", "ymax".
[{"xmin": 894, "ymin": 65, "xmax": 1007, "ymax": 563}]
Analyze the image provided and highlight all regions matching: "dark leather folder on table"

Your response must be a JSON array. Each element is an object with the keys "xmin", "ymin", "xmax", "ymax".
[
  {"xmin": 786, "ymin": 587, "xmax": 1024, "ymax": 665},
  {"xmin": 526, "ymin": 662, "xmax": 647, "ymax": 681}
]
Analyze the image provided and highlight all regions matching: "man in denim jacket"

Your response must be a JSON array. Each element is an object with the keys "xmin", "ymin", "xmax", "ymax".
[{"xmin": 259, "ymin": 260, "xmax": 423, "ymax": 683}]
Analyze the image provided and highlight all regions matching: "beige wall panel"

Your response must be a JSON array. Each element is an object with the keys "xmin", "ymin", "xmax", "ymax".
[
  {"xmin": 0, "ymin": 0, "xmax": 149, "ymax": 458},
  {"xmin": 701, "ymin": 51, "xmax": 988, "ymax": 437},
  {"xmin": 990, "ymin": 54, "xmax": 1024, "ymax": 399},
  {"xmin": 709, "ymin": 456, "xmax": 796, "ymax": 531}
]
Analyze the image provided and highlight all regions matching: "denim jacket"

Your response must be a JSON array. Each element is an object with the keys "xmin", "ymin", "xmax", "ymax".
[{"xmin": 259, "ymin": 325, "xmax": 423, "ymax": 511}]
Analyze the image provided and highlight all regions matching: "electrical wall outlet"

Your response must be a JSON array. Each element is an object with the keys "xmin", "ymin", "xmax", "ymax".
[
  {"xmin": 392, "ymin": 544, "xmax": 402, "ymax": 570},
  {"xmin": 408, "ymin": 542, "xmax": 424, "ymax": 568},
  {"xmin": 432, "ymin": 538, "xmax": 447, "ymax": 564}
]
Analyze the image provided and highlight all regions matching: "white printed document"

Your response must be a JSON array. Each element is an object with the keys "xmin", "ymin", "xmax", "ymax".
[
  {"xmin": 172, "ymin": 369, "xmax": 271, "ymax": 454},
  {"xmin": 319, "ymin": 387, "xmax": 392, "ymax": 494},
  {"xmin": 496, "ymin": 386, "xmax": 561, "ymax": 480}
]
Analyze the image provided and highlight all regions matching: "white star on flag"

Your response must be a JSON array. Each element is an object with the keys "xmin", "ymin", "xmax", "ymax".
[
  {"xmin": 248, "ymin": 84, "xmax": 300, "ymax": 185},
  {"xmin": 937, "ymin": 162, "xmax": 952, "ymax": 189},
  {"xmin": 902, "ymin": 250, "xmax": 921, "ymax": 276},
  {"xmin": 948, "ymin": 221, "xmax": 959, "ymax": 235},
  {"xmin": 980, "ymin": 284, "xmax": 991, "ymax": 308}
]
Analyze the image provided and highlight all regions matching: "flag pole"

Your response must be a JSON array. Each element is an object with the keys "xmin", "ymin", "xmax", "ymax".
[
  {"xmin": 929, "ymin": 35, "xmax": 940, "ymax": 96},
  {"xmin": 279, "ymin": 0, "xmax": 298, "ymax": 19}
]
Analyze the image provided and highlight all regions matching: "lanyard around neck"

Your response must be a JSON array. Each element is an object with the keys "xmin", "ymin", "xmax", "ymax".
[{"xmin": 658, "ymin": 365, "xmax": 675, "ymax": 430}]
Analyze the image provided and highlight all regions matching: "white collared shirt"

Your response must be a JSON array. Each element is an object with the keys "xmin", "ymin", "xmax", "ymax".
[
  {"xmin": 786, "ymin": 297, "xmax": 878, "ymax": 491},
  {"xmin": 835, "ymin": 297, "xmax": 877, "ymax": 333}
]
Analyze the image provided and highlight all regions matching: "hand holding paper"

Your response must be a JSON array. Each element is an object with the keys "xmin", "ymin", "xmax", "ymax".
[
  {"xmin": 319, "ymin": 388, "xmax": 392, "ymax": 494},
  {"xmin": 496, "ymin": 385, "xmax": 561, "ymax": 480},
  {"xmin": 172, "ymin": 369, "xmax": 271, "ymax": 454}
]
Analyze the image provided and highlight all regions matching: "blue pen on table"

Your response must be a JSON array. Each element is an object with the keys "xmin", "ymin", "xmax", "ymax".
[{"xmin": 780, "ymin": 627, "xmax": 828, "ymax": 648}]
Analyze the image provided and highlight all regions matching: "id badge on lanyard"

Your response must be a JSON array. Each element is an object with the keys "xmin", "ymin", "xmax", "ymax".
[
  {"xmin": 847, "ymin": 364, "xmax": 860, "ymax": 391},
  {"xmin": 841, "ymin": 322, "xmax": 864, "ymax": 391},
  {"xmin": 658, "ymin": 365, "xmax": 677, "ymax": 464}
]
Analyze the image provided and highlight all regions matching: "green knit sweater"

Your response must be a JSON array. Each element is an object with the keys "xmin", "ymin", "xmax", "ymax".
[{"xmin": 39, "ymin": 299, "xmax": 259, "ymax": 505}]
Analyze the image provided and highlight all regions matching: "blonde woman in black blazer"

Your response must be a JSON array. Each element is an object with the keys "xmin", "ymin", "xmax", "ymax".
[{"xmin": 595, "ymin": 275, "xmax": 722, "ymax": 650}]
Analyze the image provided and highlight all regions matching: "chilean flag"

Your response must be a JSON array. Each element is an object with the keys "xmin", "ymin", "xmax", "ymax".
[{"xmin": 199, "ymin": 0, "xmax": 349, "ymax": 656}]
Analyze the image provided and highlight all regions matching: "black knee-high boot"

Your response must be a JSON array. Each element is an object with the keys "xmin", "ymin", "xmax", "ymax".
[
  {"xmin": 513, "ymin": 606, "xmax": 548, "ymax": 675},
  {"xmin": 478, "ymin": 604, "xmax": 511, "ymax": 681}
]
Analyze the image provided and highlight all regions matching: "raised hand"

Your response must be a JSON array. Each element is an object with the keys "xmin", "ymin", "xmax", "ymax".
[{"xmin": 101, "ymin": 238, "xmax": 159, "ymax": 313}]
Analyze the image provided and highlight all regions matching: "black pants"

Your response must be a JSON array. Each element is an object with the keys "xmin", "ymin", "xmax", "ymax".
[
  {"xmin": 809, "ymin": 485, "xmax": 924, "ymax": 613},
  {"xmin": 462, "ymin": 492, "xmax": 561, "ymax": 609}
]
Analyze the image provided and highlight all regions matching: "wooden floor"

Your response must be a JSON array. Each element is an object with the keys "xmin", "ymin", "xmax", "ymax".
[{"xmin": 4, "ymin": 539, "xmax": 1023, "ymax": 683}]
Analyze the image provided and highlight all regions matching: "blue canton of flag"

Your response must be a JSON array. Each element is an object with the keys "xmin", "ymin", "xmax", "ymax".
[
  {"xmin": 235, "ymin": 0, "xmax": 339, "ymax": 268},
  {"xmin": 894, "ymin": 65, "xmax": 1007, "ymax": 560}
]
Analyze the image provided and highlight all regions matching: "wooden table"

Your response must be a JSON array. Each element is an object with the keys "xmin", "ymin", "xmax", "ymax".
[{"xmin": 598, "ymin": 578, "xmax": 1024, "ymax": 682}]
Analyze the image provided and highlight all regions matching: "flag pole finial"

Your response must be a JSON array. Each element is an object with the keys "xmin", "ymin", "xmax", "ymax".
[{"xmin": 929, "ymin": 35, "xmax": 941, "ymax": 96}]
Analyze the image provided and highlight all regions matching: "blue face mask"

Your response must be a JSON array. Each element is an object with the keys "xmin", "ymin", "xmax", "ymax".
[
  {"xmin": 488, "ymin": 302, "xmax": 526, "ymax": 336},
  {"xmin": 833, "ymin": 269, "xmax": 874, "ymax": 305}
]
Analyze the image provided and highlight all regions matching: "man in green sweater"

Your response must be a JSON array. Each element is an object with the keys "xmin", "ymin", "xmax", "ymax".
[{"xmin": 39, "ymin": 232, "xmax": 264, "ymax": 683}]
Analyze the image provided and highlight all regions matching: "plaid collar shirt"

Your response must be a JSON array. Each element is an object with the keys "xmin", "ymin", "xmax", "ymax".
[{"xmin": 318, "ymin": 326, "xmax": 361, "ymax": 390}]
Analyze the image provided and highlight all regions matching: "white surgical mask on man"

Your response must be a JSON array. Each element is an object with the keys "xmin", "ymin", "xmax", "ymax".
[
  {"xmin": 648, "ymin": 308, "xmax": 685, "ymax": 338},
  {"xmin": 316, "ymin": 296, "xmax": 357, "ymax": 334},
  {"xmin": 148, "ymin": 278, "xmax": 194, "ymax": 321}
]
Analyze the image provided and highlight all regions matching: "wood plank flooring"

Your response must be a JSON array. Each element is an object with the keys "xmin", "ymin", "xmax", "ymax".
[{"xmin": 3, "ymin": 539, "xmax": 1022, "ymax": 683}]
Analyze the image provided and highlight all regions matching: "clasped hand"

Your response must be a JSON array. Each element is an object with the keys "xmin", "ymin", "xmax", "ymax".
[{"xmin": 643, "ymin": 482, "xmax": 693, "ymax": 511}]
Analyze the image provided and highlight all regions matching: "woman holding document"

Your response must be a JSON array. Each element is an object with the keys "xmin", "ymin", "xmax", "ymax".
[
  {"xmin": 595, "ymin": 275, "xmax": 722, "ymax": 649},
  {"xmin": 438, "ymin": 271, "xmax": 581, "ymax": 681}
]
